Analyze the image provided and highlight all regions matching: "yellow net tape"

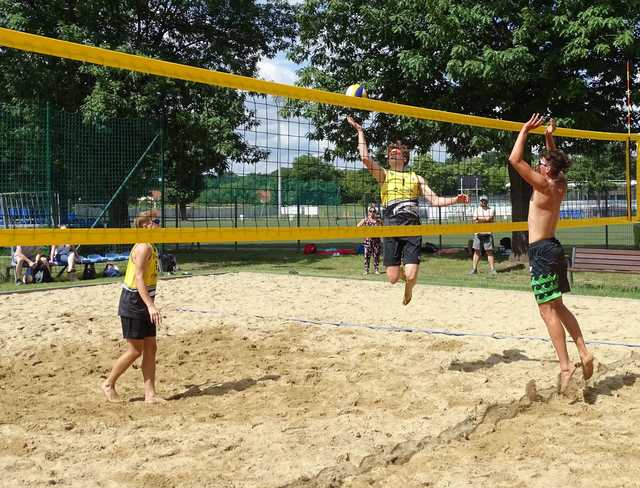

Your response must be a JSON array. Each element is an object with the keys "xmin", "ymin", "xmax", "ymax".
[{"xmin": 0, "ymin": 217, "xmax": 630, "ymax": 247}]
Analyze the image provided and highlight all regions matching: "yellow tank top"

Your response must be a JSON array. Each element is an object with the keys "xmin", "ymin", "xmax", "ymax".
[
  {"xmin": 380, "ymin": 169, "xmax": 421, "ymax": 206},
  {"xmin": 123, "ymin": 243, "xmax": 158, "ymax": 291}
]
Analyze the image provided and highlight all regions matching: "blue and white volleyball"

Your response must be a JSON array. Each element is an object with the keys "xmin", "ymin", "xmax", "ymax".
[{"xmin": 345, "ymin": 84, "xmax": 367, "ymax": 98}]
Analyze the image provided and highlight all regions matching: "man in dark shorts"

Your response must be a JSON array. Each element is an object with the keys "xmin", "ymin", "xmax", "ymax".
[
  {"xmin": 508, "ymin": 114, "xmax": 594, "ymax": 392},
  {"xmin": 347, "ymin": 116, "xmax": 469, "ymax": 304}
]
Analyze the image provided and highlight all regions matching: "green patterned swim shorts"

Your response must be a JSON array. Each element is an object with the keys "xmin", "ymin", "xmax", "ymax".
[{"xmin": 528, "ymin": 238, "xmax": 570, "ymax": 304}]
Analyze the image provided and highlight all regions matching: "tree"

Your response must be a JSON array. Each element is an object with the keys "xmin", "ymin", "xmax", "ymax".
[
  {"xmin": 0, "ymin": 0, "xmax": 296, "ymax": 224},
  {"xmin": 284, "ymin": 155, "xmax": 341, "ymax": 205},
  {"xmin": 289, "ymin": 154, "xmax": 339, "ymax": 182},
  {"xmin": 338, "ymin": 168, "xmax": 379, "ymax": 204},
  {"xmin": 290, "ymin": 0, "xmax": 640, "ymax": 256}
]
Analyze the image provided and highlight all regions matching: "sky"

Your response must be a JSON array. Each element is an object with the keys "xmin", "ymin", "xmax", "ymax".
[
  {"xmin": 235, "ymin": 4, "xmax": 320, "ymax": 175},
  {"xmin": 257, "ymin": 0, "xmax": 304, "ymax": 85},
  {"xmin": 257, "ymin": 51, "xmax": 301, "ymax": 86}
]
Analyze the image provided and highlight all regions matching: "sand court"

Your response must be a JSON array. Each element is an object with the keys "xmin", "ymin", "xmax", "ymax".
[{"xmin": 1, "ymin": 272, "xmax": 639, "ymax": 487}]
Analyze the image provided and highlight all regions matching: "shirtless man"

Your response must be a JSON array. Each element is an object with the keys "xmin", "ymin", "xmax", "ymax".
[
  {"xmin": 508, "ymin": 114, "xmax": 594, "ymax": 392},
  {"xmin": 347, "ymin": 116, "xmax": 469, "ymax": 304}
]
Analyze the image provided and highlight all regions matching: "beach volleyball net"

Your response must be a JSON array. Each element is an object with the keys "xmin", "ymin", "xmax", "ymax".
[{"xmin": 0, "ymin": 27, "xmax": 637, "ymax": 247}]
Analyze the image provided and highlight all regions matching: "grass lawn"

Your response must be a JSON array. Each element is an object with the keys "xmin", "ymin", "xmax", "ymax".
[{"xmin": 1, "ymin": 242, "xmax": 639, "ymax": 299}]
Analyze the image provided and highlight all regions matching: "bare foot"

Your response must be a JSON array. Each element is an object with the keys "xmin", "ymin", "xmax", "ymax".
[
  {"xmin": 581, "ymin": 353, "xmax": 594, "ymax": 381},
  {"xmin": 145, "ymin": 395, "xmax": 167, "ymax": 404},
  {"xmin": 101, "ymin": 383, "xmax": 120, "ymax": 402},
  {"xmin": 559, "ymin": 365, "xmax": 577, "ymax": 394}
]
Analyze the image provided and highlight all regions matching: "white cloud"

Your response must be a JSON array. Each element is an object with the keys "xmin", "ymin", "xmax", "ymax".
[{"xmin": 257, "ymin": 57, "xmax": 298, "ymax": 85}]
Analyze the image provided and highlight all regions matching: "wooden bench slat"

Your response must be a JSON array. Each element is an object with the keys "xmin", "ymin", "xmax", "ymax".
[
  {"xmin": 574, "ymin": 264, "xmax": 640, "ymax": 271},
  {"xmin": 574, "ymin": 248, "xmax": 640, "ymax": 256},
  {"xmin": 575, "ymin": 253, "xmax": 640, "ymax": 261},
  {"xmin": 574, "ymin": 257, "xmax": 640, "ymax": 266},
  {"xmin": 569, "ymin": 267, "xmax": 640, "ymax": 274}
]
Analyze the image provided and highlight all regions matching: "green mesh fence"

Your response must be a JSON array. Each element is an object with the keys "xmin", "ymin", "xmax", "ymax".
[{"xmin": 0, "ymin": 103, "xmax": 161, "ymax": 230}]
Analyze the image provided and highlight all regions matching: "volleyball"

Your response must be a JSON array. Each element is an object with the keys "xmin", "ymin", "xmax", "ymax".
[{"xmin": 345, "ymin": 84, "xmax": 367, "ymax": 98}]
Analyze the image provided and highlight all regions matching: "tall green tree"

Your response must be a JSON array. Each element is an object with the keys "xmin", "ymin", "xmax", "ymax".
[
  {"xmin": 289, "ymin": 154, "xmax": 339, "ymax": 181},
  {"xmin": 0, "ymin": 0, "xmax": 296, "ymax": 223},
  {"xmin": 290, "ymin": 0, "xmax": 640, "ymax": 255},
  {"xmin": 338, "ymin": 169, "xmax": 379, "ymax": 204}
]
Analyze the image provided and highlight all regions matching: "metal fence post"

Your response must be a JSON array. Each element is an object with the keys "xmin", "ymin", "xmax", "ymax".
[
  {"xmin": 234, "ymin": 194, "xmax": 238, "ymax": 252},
  {"xmin": 160, "ymin": 119, "xmax": 166, "ymax": 254},
  {"xmin": 297, "ymin": 190, "xmax": 301, "ymax": 252},
  {"xmin": 45, "ymin": 102, "xmax": 53, "ymax": 225},
  {"xmin": 438, "ymin": 206, "xmax": 442, "ymax": 249}
]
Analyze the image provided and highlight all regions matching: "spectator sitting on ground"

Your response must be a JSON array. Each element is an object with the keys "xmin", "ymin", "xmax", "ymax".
[
  {"xmin": 50, "ymin": 225, "xmax": 81, "ymax": 276},
  {"xmin": 469, "ymin": 195, "xmax": 497, "ymax": 275},
  {"xmin": 13, "ymin": 245, "xmax": 50, "ymax": 285}
]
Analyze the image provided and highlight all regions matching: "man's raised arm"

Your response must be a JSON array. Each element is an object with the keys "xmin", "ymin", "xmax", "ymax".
[
  {"xmin": 545, "ymin": 118, "xmax": 557, "ymax": 151},
  {"xmin": 508, "ymin": 113, "xmax": 549, "ymax": 191},
  {"xmin": 346, "ymin": 116, "xmax": 385, "ymax": 183}
]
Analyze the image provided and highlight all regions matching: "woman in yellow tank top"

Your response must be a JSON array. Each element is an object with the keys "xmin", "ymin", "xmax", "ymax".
[
  {"xmin": 102, "ymin": 210, "xmax": 165, "ymax": 403},
  {"xmin": 347, "ymin": 116, "xmax": 469, "ymax": 305}
]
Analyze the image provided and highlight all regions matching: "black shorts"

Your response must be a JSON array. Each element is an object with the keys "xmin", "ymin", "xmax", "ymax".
[
  {"xmin": 383, "ymin": 236, "xmax": 422, "ymax": 266},
  {"xmin": 120, "ymin": 315, "xmax": 156, "ymax": 340},
  {"xmin": 382, "ymin": 211, "xmax": 422, "ymax": 266},
  {"xmin": 528, "ymin": 238, "xmax": 570, "ymax": 304}
]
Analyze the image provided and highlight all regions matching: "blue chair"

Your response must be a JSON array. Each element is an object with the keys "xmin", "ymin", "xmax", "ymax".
[
  {"xmin": 105, "ymin": 252, "xmax": 129, "ymax": 262},
  {"xmin": 65, "ymin": 211, "xmax": 77, "ymax": 226},
  {"xmin": 83, "ymin": 254, "xmax": 108, "ymax": 264}
]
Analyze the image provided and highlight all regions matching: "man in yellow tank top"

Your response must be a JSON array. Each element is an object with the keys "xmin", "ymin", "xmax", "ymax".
[
  {"xmin": 348, "ymin": 116, "xmax": 469, "ymax": 304},
  {"xmin": 102, "ymin": 210, "xmax": 165, "ymax": 403}
]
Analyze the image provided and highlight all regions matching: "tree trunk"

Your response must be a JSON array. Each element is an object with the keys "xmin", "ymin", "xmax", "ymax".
[
  {"xmin": 508, "ymin": 165, "xmax": 532, "ymax": 260},
  {"xmin": 108, "ymin": 191, "xmax": 130, "ymax": 228},
  {"xmin": 179, "ymin": 201, "xmax": 188, "ymax": 221}
]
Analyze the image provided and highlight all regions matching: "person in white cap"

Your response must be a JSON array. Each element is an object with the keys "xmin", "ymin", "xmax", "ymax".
[{"xmin": 470, "ymin": 195, "xmax": 497, "ymax": 275}]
